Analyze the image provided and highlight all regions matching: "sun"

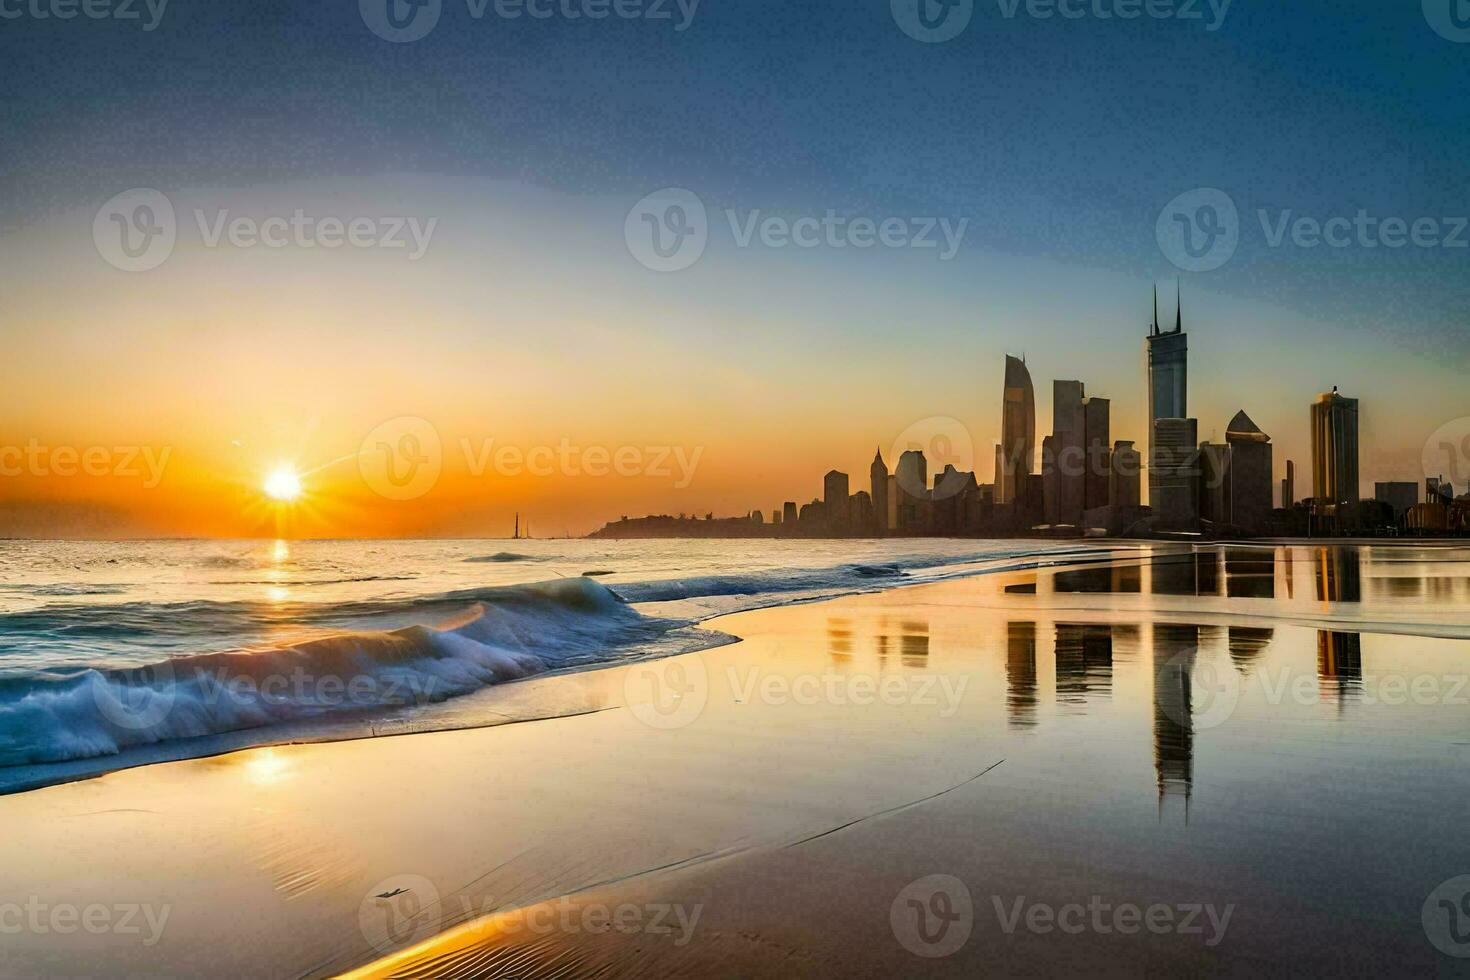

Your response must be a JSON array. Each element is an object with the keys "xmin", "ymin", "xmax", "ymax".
[{"xmin": 263, "ymin": 465, "xmax": 303, "ymax": 502}]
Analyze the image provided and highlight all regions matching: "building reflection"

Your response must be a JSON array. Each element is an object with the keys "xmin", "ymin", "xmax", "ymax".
[
  {"xmin": 1227, "ymin": 627, "xmax": 1274, "ymax": 675},
  {"xmin": 1223, "ymin": 548, "xmax": 1276, "ymax": 598},
  {"xmin": 1150, "ymin": 551, "xmax": 1222, "ymax": 597},
  {"xmin": 1055, "ymin": 624, "xmax": 1113, "ymax": 705},
  {"xmin": 1317, "ymin": 630, "xmax": 1363, "ymax": 704},
  {"xmin": 1006, "ymin": 622, "xmax": 1038, "ymax": 729},
  {"xmin": 827, "ymin": 617, "xmax": 854, "ymax": 664},
  {"xmin": 1314, "ymin": 547, "xmax": 1362, "ymax": 603},
  {"xmin": 899, "ymin": 620, "xmax": 929, "ymax": 668},
  {"xmin": 1152, "ymin": 624, "xmax": 1199, "ymax": 815}
]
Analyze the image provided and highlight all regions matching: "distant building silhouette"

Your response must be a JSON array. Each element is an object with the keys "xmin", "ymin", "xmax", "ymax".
[
  {"xmin": 1046, "ymin": 380, "xmax": 1086, "ymax": 526},
  {"xmin": 1146, "ymin": 284, "xmax": 1188, "ymax": 506},
  {"xmin": 1083, "ymin": 396, "xmax": 1111, "ymax": 514},
  {"xmin": 1225, "ymin": 410, "xmax": 1273, "ymax": 534},
  {"xmin": 1198, "ymin": 441, "xmax": 1232, "ymax": 527},
  {"xmin": 1151, "ymin": 418, "xmax": 1199, "ymax": 529},
  {"xmin": 1310, "ymin": 388, "xmax": 1359, "ymax": 528},
  {"xmin": 1375, "ymin": 481, "xmax": 1418, "ymax": 521},
  {"xmin": 895, "ymin": 450, "xmax": 928, "ymax": 534},
  {"xmin": 1110, "ymin": 440, "xmax": 1141, "ymax": 510},
  {"xmin": 1281, "ymin": 459, "xmax": 1295, "ymax": 509},
  {"xmin": 998, "ymin": 355, "xmax": 1036, "ymax": 512},
  {"xmin": 782, "ymin": 501, "xmax": 798, "ymax": 527},
  {"xmin": 824, "ymin": 470, "xmax": 850, "ymax": 533},
  {"xmin": 870, "ymin": 449, "xmax": 889, "ymax": 536}
]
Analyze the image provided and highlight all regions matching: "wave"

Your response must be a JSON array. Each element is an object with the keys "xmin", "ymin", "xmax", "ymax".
[
  {"xmin": 0, "ymin": 578, "xmax": 692, "ymax": 769},
  {"xmin": 463, "ymin": 552, "xmax": 540, "ymax": 563}
]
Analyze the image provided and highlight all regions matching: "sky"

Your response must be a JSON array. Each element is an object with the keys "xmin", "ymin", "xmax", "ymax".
[{"xmin": 1, "ymin": 0, "xmax": 1467, "ymax": 537}]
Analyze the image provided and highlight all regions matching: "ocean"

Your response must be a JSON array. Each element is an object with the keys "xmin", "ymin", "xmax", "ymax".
[{"xmin": 0, "ymin": 537, "xmax": 1100, "ymax": 785}]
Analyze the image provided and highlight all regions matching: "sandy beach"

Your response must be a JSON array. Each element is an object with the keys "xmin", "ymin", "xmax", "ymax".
[{"xmin": 3, "ymin": 543, "xmax": 1469, "ymax": 977}]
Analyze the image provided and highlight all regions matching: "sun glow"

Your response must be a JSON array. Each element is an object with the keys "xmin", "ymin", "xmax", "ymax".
[{"xmin": 263, "ymin": 465, "xmax": 303, "ymax": 502}]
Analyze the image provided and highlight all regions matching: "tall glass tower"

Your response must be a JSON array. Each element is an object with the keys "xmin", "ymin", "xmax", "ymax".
[
  {"xmin": 1147, "ymin": 285, "xmax": 1189, "ymax": 507},
  {"xmin": 998, "ymin": 354, "xmax": 1036, "ymax": 507}
]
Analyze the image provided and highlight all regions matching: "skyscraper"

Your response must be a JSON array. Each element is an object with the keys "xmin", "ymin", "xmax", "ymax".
[
  {"xmin": 1146, "ymin": 285, "xmax": 1188, "ymax": 505},
  {"xmin": 1083, "ymin": 396, "xmax": 1111, "ymax": 513},
  {"xmin": 895, "ymin": 450, "xmax": 927, "ymax": 534},
  {"xmin": 1110, "ymin": 440, "xmax": 1141, "ymax": 510},
  {"xmin": 1198, "ymin": 442, "xmax": 1232, "ymax": 527},
  {"xmin": 998, "ymin": 355, "xmax": 1035, "ymax": 508},
  {"xmin": 824, "ymin": 470, "xmax": 850, "ymax": 532},
  {"xmin": 1282, "ymin": 459, "xmax": 1295, "ymax": 509},
  {"xmin": 1310, "ymin": 388, "xmax": 1360, "ymax": 525},
  {"xmin": 870, "ymin": 449, "xmax": 889, "ymax": 537},
  {"xmin": 1225, "ymin": 410, "xmax": 1273, "ymax": 534},
  {"xmin": 1150, "ymin": 418, "xmax": 1199, "ymax": 528},
  {"xmin": 1050, "ymin": 380, "xmax": 1086, "ymax": 526}
]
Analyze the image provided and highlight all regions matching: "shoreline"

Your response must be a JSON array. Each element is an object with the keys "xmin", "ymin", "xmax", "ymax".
[{"xmin": 2, "ymin": 543, "xmax": 1468, "ymax": 977}]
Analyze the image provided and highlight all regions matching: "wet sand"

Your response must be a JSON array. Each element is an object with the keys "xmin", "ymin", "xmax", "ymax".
[{"xmin": 4, "ymin": 544, "xmax": 1469, "ymax": 977}]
